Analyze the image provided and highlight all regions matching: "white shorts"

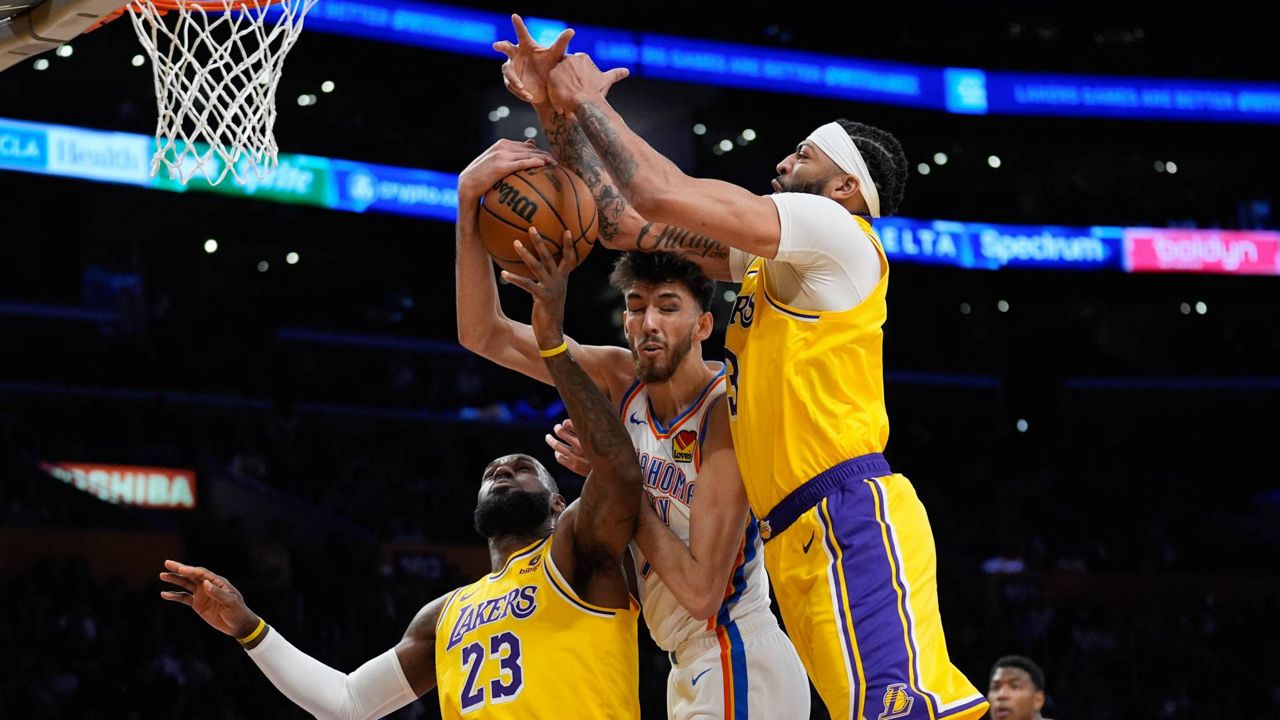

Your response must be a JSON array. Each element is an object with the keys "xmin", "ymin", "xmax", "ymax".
[{"xmin": 665, "ymin": 613, "xmax": 811, "ymax": 720}]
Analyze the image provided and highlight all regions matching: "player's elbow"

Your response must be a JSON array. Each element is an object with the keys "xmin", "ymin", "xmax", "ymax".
[
  {"xmin": 680, "ymin": 578, "xmax": 726, "ymax": 622},
  {"xmin": 687, "ymin": 593, "xmax": 722, "ymax": 623},
  {"xmin": 615, "ymin": 465, "xmax": 645, "ymax": 495},
  {"xmin": 456, "ymin": 321, "xmax": 498, "ymax": 358},
  {"xmin": 628, "ymin": 185, "xmax": 673, "ymax": 221},
  {"xmin": 456, "ymin": 324, "xmax": 485, "ymax": 353},
  {"xmin": 626, "ymin": 164, "xmax": 684, "ymax": 218},
  {"xmin": 631, "ymin": 162, "xmax": 701, "ymax": 222}
]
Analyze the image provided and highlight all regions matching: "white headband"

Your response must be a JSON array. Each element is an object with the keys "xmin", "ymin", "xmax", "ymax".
[{"xmin": 805, "ymin": 122, "xmax": 881, "ymax": 218}]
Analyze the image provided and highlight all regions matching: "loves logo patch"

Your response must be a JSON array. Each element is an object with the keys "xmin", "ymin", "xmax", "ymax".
[{"xmin": 671, "ymin": 430, "xmax": 697, "ymax": 464}]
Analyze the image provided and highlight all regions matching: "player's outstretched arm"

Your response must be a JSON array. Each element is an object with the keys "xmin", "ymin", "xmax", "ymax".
[
  {"xmin": 160, "ymin": 559, "xmax": 440, "ymax": 719},
  {"xmin": 546, "ymin": 109, "xmax": 734, "ymax": 281},
  {"xmin": 455, "ymin": 140, "xmax": 629, "ymax": 390},
  {"xmin": 547, "ymin": 54, "xmax": 785, "ymax": 260},
  {"xmin": 494, "ymin": 15, "xmax": 733, "ymax": 280},
  {"xmin": 501, "ymin": 235, "xmax": 642, "ymax": 598}
]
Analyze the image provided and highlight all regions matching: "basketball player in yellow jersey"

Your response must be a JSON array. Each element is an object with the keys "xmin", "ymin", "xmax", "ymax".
[
  {"xmin": 158, "ymin": 195, "xmax": 645, "ymax": 718},
  {"xmin": 534, "ymin": 51, "xmax": 990, "ymax": 720}
]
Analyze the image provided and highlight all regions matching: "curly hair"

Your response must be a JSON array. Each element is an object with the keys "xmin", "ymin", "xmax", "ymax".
[{"xmin": 835, "ymin": 118, "xmax": 909, "ymax": 217}]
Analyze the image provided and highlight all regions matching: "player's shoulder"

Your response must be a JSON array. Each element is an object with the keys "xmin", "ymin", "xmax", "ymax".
[
  {"xmin": 769, "ymin": 192, "xmax": 871, "ymax": 265},
  {"xmin": 698, "ymin": 392, "xmax": 732, "ymax": 441},
  {"xmin": 576, "ymin": 344, "xmax": 638, "ymax": 400},
  {"xmin": 406, "ymin": 584, "xmax": 471, "ymax": 641},
  {"xmin": 706, "ymin": 362, "xmax": 728, "ymax": 388},
  {"xmin": 771, "ymin": 191, "xmax": 863, "ymax": 224},
  {"xmin": 615, "ymin": 373, "xmax": 647, "ymax": 410}
]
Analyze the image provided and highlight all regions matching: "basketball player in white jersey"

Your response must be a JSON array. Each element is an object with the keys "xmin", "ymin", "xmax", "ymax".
[{"xmin": 456, "ymin": 141, "xmax": 809, "ymax": 718}]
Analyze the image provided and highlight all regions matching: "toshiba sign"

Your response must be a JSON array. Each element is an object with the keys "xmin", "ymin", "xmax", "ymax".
[{"xmin": 39, "ymin": 462, "xmax": 197, "ymax": 510}]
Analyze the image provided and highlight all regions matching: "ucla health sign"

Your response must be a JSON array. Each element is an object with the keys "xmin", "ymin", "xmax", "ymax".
[
  {"xmin": 0, "ymin": 118, "xmax": 151, "ymax": 185},
  {"xmin": 0, "ymin": 119, "xmax": 48, "ymax": 170},
  {"xmin": 45, "ymin": 127, "xmax": 153, "ymax": 186}
]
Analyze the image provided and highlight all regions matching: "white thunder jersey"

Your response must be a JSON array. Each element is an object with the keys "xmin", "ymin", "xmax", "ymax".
[{"xmin": 617, "ymin": 364, "xmax": 772, "ymax": 652}]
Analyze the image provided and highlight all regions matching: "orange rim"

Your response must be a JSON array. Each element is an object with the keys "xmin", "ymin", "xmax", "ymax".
[
  {"xmin": 136, "ymin": 0, "xmax": 286, "ymax": 10},
  {"xmin": 88, "ymin": 0, "xmax": 285, "ymax": 31}
]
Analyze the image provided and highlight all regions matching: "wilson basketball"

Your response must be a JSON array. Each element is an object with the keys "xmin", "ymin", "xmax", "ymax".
[{"xmin": 478, "ymin": 165, "xmax": 598, "ymax": 277}]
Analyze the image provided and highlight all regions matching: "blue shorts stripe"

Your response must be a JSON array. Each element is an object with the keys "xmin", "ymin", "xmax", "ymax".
[{"xmin": 725, "ymin": 620, "xmax": 749, "ymax": 719}]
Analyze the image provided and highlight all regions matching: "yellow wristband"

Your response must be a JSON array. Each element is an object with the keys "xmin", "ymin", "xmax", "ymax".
[
  {"xmin": 539, "ymin": 341, "xmax": 568, "ymax": 358},
  {"xmin": 237, "ymin": 617, "xmax": 266, "ymax": 645}
]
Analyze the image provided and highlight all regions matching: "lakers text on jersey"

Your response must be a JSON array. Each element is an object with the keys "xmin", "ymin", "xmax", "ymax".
[{"xmin": 434, "ymin": 536, "xmax": 640, "ymax": 719}]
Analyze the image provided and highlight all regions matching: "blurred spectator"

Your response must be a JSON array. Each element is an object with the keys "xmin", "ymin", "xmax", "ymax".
[{"xmin": 987, "ymin": 655, "xmax": 1051, "ymax": 720}]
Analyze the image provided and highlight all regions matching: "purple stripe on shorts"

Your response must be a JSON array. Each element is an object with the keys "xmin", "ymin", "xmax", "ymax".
[{"xmin": 825, "ymin": 480, "xmax": 933, "ymax": 720}]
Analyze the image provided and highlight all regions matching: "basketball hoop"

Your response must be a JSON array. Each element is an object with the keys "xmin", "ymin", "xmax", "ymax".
[{"xmin": 121, "ymin": 0, "xmax": 315, "ymax": 185}]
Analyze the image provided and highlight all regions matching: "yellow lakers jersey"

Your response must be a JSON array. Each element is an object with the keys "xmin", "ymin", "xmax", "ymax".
[
  {"xmin": 434, "ymin": 535, "xmax": 640, "ymax": 719},
  {"xmin": 723, "ymin": 215, "xmax": 890, "ymax": 518}
]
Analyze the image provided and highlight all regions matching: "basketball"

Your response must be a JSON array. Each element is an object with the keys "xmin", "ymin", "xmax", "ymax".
[{"xmin": 478, "ymin": 165, "xmax": 598, "ymax": 277}]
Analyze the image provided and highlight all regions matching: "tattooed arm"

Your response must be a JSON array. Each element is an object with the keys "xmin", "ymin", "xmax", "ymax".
[
  {"xmin": 543, "ymin": 340, "xmax": 643, "ymax": 579},
  {"xmin": 548, "ymin": 54, "xmax": 785, "ymax": 260},
  {"xmin": 495, "ymin": 16, "xmax": 735, "ymax": 277},
  {"xmin": 535, "ymin": 103, "xmax": 733, "ymax": 280},
  {"xmin": 501, "ymin": 230, "xmax": 641, "ymax": 609}
]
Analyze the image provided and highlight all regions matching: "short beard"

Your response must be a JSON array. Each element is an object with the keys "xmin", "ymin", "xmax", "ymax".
[
  {"xmin": 776, "ymin": 173, "xmax": 832, "ymax": 196},
  {"xmin": 474, "ymin": 489, "xmax": 551, "ymax": 539},
  {"xmin": 633, "ymin": 326, "xmax": 695, "ymax": 384}
]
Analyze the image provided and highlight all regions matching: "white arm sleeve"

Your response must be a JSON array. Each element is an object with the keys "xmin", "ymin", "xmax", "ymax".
[
  {"xmin": 245, "ymin": 628, "xmax": 418, "ymax": 720},
  {"xmin": 761, "ymin": 193, "xmax": 883, "ymax": 312}
]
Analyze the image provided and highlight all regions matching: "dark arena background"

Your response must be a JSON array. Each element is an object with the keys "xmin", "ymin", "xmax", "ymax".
[{"xmin": 2, "ymin": 3, "xmax": 1278, "ymax": 718}]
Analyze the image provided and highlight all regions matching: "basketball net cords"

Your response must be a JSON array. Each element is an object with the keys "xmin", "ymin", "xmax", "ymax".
[{"xmin": 126, "ymin": 0, "xmax": 316, "ymax": 185}]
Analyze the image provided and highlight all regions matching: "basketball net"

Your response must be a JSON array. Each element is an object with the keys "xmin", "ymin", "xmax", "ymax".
[{"xmin": 125, "ymin": 0, "xmax": 315, "ymax": 186}]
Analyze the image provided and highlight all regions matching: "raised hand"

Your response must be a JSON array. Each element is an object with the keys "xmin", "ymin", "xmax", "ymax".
[
  {"xmin": 547, "ymin": 53, "xmax": 630, "ymax": 117},
  {"xmin": 492, "ymin": 14, "xmax": 575, "ymax": 104},
  {"xmin": 159, "ymin": 560, "xmax": 260, "ymax": 639},
  {"xmin": 500, "ymin": 228, "xmax": 581, "ymax": 349},
  {"xmin": 458, "ymin": 138, "xmax": 554, "ymax": 200},
  {"xmin": 546, "ymin": 417, "xmax": 592, "ymax": 476}
]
